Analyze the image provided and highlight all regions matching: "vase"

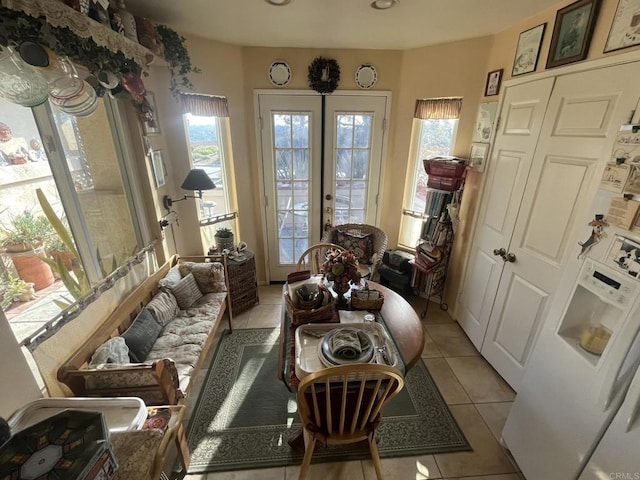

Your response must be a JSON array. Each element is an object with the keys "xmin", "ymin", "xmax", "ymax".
[{"xmin": 331, "ymin": 281, "xmax": 350, "ymax": 308}]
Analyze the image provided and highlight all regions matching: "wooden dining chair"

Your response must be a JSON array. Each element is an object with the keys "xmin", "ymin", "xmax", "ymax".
[
  {"xmin": 296, "ymin": 243, "xmax": 345, "ymax": 274},
  {"xmin": 296, "ymin": 363, "xmax": 404, "ymax": 480}
]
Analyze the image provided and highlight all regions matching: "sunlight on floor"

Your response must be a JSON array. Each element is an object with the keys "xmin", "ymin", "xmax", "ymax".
[{"xmin": 416, "ymin": 459, "xmax": 430, "ymax": 479}]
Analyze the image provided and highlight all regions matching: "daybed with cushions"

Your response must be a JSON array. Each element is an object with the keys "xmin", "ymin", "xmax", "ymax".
[
  {"xmin": 321, "ymin": 223, "xmax": 388, "ymax": 282},
  {"xmin": 58, "ymin": 254, "xmax": 231, "ymax": 405}
]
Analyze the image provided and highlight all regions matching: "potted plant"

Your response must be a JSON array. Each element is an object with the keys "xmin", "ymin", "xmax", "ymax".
[
  {"xmin": 155, "ymin": 24, "xmax": 201, "ymax": 97},
  {"xmin": 0, "ymin": 210, "xmax": 54, "ymax": 290},
  {"xmin": 0, "ymin": 274, "xmax": 35, "ymax": 310},
  {"xmin": 214, "ymin": 227, "xmax": 235, "ymax": 252}
]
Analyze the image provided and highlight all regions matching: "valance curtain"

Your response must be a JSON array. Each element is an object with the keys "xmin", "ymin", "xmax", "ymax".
[
  {"xmin": 414, "ymin": 97, "xmax": 462, "ymax": 120},
  {"xmin": 180, "ymin": 92, "xmax": 229, "ymax": 117}
]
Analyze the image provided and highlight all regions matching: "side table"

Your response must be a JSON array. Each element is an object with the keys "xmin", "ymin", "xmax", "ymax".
[{"xmin": 225, "ymin": 250, "xmax": 259, "ymax": 315}]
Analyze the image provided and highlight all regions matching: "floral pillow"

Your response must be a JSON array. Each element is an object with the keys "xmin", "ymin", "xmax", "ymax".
[
  {"xmin": 178, "ymin": 262, "xmax": 226, "ymax": 293},
  {"xmin": 334, "ymin": 230, "xmax": 374, "ymax": 264}
]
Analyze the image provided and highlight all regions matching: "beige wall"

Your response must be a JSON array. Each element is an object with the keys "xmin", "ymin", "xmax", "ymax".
[{"xmin": 156, "ymin": 0, "xmax": 637, "ymax": 312}]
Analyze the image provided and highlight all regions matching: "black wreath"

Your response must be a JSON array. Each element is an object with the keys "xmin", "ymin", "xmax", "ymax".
[{"xmin": 308, "ymin": 56, "xmax": 340, "ymax": 94}]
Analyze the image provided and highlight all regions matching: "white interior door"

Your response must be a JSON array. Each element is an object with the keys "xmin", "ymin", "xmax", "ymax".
[
  {"xmin": 258, "ymin": 92, "xmax": 388, "ymax": 282},
  {"xmin": 482, "ymin": 63, "xmax": 640, "ymax": 390},
  {"xmin": 457, "ymin": 77, "xmax": 555, "ymax": 350}
]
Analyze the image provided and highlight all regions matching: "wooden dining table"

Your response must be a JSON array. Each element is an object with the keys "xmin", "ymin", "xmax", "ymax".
[
  {"xmin": 278, "ymin": 280, "xmax": 425, "ymax": 448},
  {"xmin": 278, "ymin": 280, "xmax": 425, "ymax": 391}
]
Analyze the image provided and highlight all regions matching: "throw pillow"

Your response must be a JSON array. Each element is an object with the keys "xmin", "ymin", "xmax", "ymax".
[
  {"xmin": 158, "ymin": 265, "xmax": 182, "ymax": 289},
  {"xmin": 89, "ymin": 337, "xmax": 130, "ymax": 366},
  {"xmin": 121, "ymin": 308, "xmax": 162, "ymax": 363},
  {"xmin": 170, "ymin": 273, "xmax": 203, "ymax": 309},
  {"xmin": 334, "ymin": 230, "xmax": 374, "ymax": 264},
  {"xmin": 178, "ymin": 262, "xmax": 226, "ymax": 293},
  {"xmin": 146, "ymin": 290, "xmax": 179, "ymax": 327}
]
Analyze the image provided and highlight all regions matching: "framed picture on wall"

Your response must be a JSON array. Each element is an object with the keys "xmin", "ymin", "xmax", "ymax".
[
  {"xmin": 484, "ymin": 69, "xmax": 503, "ymax": 96},
  {"xmin": 472, "ymin": 102, "xmax": 498, "ymax": 143},
  {"xmin": 604, "ymin": 0, "xmax": 640, "ymax": 52},
  {"xmin": 143, "ymin": 92, "xmax": 161, "ymax": 135},
  {"xmin": 512, "ymin": 23, "xmax": 546, "ymax": 76},
  {"xmin": 151, "ymin": 150, "xmax": 167, "ymax": 188},
  {"xmin": 546, "ymin": 0, "xmax": 602, "ymax": 68}
]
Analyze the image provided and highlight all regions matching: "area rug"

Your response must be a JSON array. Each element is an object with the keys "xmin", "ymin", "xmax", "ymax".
[{"xmin": 186, "ymin": 328, "xmax": 471, "ymax": 473}]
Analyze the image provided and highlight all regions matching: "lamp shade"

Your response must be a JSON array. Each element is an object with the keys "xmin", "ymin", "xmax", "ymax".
[{"xmin": 181, "ymin": 168, "xmax": 216, "ymax": 191}]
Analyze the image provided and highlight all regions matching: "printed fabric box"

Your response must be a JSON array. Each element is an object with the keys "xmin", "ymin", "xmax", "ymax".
[{"xmin": 0, "ymin": 410, "xmax": 118, "ymax": 480}]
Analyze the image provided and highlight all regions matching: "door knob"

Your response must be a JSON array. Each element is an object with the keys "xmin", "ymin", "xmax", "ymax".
[
  {"xmin": 505, "ymin": 252, "xmax": 516, "ymax": 263},
  {"xmin": 493, "ymin": 248, "xmax": 506, "ymax": 256},
  {"xmin": 325, "ymin": 194, "xmax": 333, "ymax": 200}
]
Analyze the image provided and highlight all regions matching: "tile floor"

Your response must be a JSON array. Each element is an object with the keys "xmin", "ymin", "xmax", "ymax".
[{"xmin": 180, "ymin": 285, "xmax": 524, "ymax": 480}]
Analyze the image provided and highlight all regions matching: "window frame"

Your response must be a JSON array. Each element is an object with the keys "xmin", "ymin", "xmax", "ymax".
[{"xmin": 398, "ymin": 116, "xmax": 459, "ymax": 250}]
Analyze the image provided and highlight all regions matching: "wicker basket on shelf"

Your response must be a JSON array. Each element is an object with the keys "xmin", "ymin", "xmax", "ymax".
[
  {"xmin": 285, "ymin": 283, "xmax": 338, "ymax": 326},
  {"xmin": 350, "ymin": 288, "xmax": 384, "ymax": 310}
]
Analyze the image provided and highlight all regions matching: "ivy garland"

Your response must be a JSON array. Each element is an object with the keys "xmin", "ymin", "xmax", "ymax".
[
  {"xmin": 307, "ymin": 56, "xmax": 340, "ymax": 94},
  {"xmin": 0, "ymin": 7, "xmax": 200, "ymax": 117}
]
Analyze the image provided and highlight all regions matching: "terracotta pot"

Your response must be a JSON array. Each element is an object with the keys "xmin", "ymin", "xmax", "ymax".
[
  {"xmin": 10, "ymin": 250, "xmax": 54, "ymax": 291},
  {"xmin": 50, "ymin": 250, "xmax": 75, "ymax": 271}
]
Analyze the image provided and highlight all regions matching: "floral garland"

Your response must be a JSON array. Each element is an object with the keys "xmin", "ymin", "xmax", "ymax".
[
  {"xmin": 307, "ymin": 56, "xmax": 340, "ymax": 94},
  {"xmin": 322, "ymin": 249, "xmax": 361, "ymax": 291}
]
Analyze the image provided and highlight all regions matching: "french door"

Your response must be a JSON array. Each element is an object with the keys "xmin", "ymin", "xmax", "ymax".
[{"xmin": 258, "ymin": 92, "xmax": 388, "ymax": 281}]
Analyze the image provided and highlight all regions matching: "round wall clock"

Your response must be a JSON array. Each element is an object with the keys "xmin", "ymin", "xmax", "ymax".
[
  {"xmin": 355, "ymin": 64, "xmax": 377, "ymax": 89},
  {"xmin": 268, "ymin": 61, "xmax": 292, "ymax": 87}
]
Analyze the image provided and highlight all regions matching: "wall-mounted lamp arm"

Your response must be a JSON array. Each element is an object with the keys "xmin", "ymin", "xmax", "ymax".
[{"xmin": 163, "ymin": 191, "xmax": 205, "ymax": 211}]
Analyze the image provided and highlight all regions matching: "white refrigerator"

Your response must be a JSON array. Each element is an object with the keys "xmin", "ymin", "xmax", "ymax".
[{"xmin": 502, "ymin": 257, "xmax": 640, "ymax": 480}]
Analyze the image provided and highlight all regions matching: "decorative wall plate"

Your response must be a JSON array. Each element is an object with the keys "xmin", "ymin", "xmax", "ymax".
[
  {"xmin": 268, "ymin": 61, "xmax": 291, "ymax": 87},
  {"xmin": 355, "ymin": 64, "xmax": 377, "ymax": 89}
]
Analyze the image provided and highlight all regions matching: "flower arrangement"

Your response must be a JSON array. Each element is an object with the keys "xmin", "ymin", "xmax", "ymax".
[{"xmin": 322, "ymin": 249, "xmax": 361, "ymax": 292}]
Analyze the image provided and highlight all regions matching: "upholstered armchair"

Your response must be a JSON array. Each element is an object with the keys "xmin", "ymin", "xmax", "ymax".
[{"xmin": 321, "ymin": 223, "xmax": 388, "ymax": 282}]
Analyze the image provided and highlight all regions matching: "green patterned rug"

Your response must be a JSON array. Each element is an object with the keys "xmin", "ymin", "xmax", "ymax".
[{"xmin": 186, "ymin": 328, "xmax": 471, "ymax": 473}]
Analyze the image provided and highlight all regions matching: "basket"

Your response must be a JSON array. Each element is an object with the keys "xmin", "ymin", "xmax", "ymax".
[
  {"xmin": 423, "ymin": 158, "xmax": 467, "ymax": 178},
  {"xmin": 351, "ymin": 288, "xmax": 384, "ymax": 310},
  {"xmin": 286, "ymin": 283, "xmax": 338, "ymax": 326},
  {"xmin": 427, "ymin": 175, "xmax": 465, "ymax": 191}
]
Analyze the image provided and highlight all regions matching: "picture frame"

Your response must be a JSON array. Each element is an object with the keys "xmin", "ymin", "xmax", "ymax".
[
  {"xmin": 484, "ymin": 69, "xmax": 503, "ymax": 96},
  {"xmin": 600, "ymin": 162, "xmax": 631, "ymax": 192},
  {"xmin": 472, "ymin": 102, "xmax": 498, "ymax": 143},
  {"xmin": 604, "ymin": 0, "xmax": 640, "ymax": 52},
  {"xmin": 512, "ymin": 23, "xmax": 546, "ymax": 76},
  {"xmin": 151, "ymin": 150, "xmax": 167, "ymax": 188},
  {"xmin": 143, "ymin": 92, "xmax": 161, "ymax": 135},
  {"xmin": 626, "ymin": 164, "xmax": 640, "ymax": 194},
  {"xmin": 605, "ymin": 234, "xmax": 640, "ymax": 277},
  {"xmin": 469, "ymin": 143, "xmax": 489, "ymax": 172},
  {"xmin": 546, "ymin": 0, "xmax": 601, "ymax": 69}
]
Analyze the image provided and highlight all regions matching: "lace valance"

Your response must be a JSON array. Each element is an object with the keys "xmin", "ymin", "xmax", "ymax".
[{"xmin": 1, "ymin": 0, "xmax": 155, "ymax": 71}]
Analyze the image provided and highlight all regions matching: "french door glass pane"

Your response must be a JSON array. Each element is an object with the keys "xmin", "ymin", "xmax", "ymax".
[
  {"xmin": 273, "ymin": 112, "xmax": 310, "ymax": 264},
  {"xmin": 52, "ymin": 99, "xmax": 137, "ymax": 275},
  {"xmin": 334, "ymin": 113, "xmax": 373, "ymax": 224}
]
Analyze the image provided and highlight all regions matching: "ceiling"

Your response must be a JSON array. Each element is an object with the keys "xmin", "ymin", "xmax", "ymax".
[{"xmin": 125, "ymin": 0, "xmax": 562, "ymax": 50}]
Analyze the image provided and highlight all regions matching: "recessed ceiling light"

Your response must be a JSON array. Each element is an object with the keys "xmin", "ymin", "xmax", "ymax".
[
  {"xmin": 370, "ymin": 0, "xmax": 397, "ymax": 9},
  {"xmin": 265, "ymin": 0, "xmax": 293, "ymax": 5}
]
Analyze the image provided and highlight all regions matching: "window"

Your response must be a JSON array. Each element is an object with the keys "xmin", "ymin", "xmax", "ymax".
[
  {"xmin": 398, "ymin": 98, "xmax": 461, "ymax": 249},
  {"xmin": 181, "ymin": 93, "xmax": 238, "ymax": 251},
  {"xmin": 0, "ymin": 94, "xmax": 150, "ymax": 322}
]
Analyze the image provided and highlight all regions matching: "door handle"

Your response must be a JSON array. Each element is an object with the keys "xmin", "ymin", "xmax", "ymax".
[{"xmin": 493, "ymin": 248, "xmax": 516, "ymax": 262}]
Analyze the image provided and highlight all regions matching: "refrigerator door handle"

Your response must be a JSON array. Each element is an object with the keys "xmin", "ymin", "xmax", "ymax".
[{"xmin": 625, "ymin": 367, "xmax": 640, "ymax": 433}]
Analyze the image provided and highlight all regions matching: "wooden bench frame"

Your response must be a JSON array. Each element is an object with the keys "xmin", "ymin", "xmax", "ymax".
[{"xmin": 57, "ymin": 254, "xmax": 231, "ymax": 405}]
